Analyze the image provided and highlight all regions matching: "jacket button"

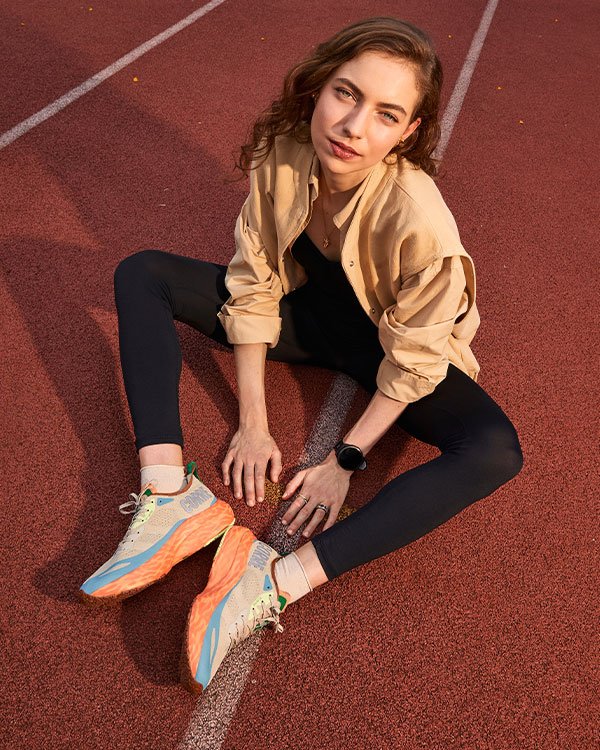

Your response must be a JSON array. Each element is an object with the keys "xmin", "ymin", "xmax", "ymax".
[
  {"xmin": 349, "ymin": 260, "xmax": 354, "ymax": 266},
  {"xmin": 370, "ymin": 307, "xmax": 375, "ymax": 314}
]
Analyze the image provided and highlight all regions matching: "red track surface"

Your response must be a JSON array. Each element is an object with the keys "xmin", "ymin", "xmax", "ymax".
[{"xmin": 1, "ymin": 1, "xmax": 597, "ymax": 748}]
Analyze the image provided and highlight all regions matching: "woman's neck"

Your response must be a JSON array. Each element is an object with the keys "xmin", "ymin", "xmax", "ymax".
[
  {"xmin": 318, "ymin": 170, "xmax": 363, "ymax": 212},
  {"xmin": 317, "ymin": 159, "xmax": 374, "ymax": 208}
]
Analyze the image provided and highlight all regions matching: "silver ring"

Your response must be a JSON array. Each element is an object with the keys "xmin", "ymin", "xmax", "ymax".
[
  {"xmin": 315, "ymin": 503, "xmax": 329, "ymax": 514},
  {"xmin": 298, "ymin": 492, "xmax": 309, "ymax": 506}
]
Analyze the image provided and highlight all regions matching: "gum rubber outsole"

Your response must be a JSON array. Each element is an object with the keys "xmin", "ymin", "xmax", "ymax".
[{"xmin": 79, "ymin": 502, "xmax": 235, "ymax": 605}]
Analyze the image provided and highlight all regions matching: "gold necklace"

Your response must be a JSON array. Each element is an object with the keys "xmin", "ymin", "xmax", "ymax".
[{"xmin": 318, "ymin": 194, "xmax": 335, "ymax": 249}]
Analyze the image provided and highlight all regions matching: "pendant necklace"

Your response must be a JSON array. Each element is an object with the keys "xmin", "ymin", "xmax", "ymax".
[{"xmin": 318, "ymin": 194, "xmax": 335, "ymax": 249}]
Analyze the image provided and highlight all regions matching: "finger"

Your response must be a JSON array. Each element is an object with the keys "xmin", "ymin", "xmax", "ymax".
[
  {"xmin": 285, "ymin": 500, "xmax": 318, "ymax": 535},
  {"xmin": 254, "ymin": 463, "xmax": 266, "ymax": 503},
  {"xmin": 281, "ymin": 497, "xmax": 308, "ymax": 533},
  {"xmin": 232, "ymin": 460, "xmax": 244, "ymax": 501},
  {"xmin": 244, "ymin": 462, "xmax": 256, "ymax": 506},
  {"xmin": 301, "ymin": 506, "xmax": 329, "ymax": 538},
  {"xmin": 282, "ymin": 469, "xmax": 307, "ymax": 499},
  {"xmin": 221, "ymin": 453, "xmax": 233, "ymax": 486},
  {"xmin": 281, "ymin": 490, "xmax": 309, "ymax": 526},
  {"xmin": 269, "ymin": 447, "xmax": 282, "ymax": 484}
]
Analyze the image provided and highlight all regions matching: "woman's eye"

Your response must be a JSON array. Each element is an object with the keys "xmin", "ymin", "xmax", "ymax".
[{"xmin": 335, "ymin": 88, "xmax": 398, "ymax": 123}]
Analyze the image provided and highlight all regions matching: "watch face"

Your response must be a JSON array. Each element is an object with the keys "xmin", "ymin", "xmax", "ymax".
[{"xmin": 338, "ymin": 445, "xmax": 364, "ymax": 470}]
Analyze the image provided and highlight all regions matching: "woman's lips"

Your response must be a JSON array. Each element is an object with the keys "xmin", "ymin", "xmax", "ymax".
[{"xmin": 329, "ymin": 139, "xmax": 360, "ymax": 159}]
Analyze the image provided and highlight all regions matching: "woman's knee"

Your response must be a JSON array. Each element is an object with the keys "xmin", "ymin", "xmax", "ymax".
[
  {"xmin": 113, "ymin": 248, "xmax": 168, "ymax": 293},
  {"xmin": 470, "ymin": 417, "xmax": 524, "ymax": 486}
]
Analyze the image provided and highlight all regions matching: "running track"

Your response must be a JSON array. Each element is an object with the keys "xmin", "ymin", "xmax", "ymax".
[{"xmin": 1, "ymin": 1, "xmax": 597, "ymax": 749}]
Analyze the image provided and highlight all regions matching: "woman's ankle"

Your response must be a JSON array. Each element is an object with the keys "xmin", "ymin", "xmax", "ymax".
[
  {"xmin": 289, "ymin": 541, "xmax": 329, "ymax": 591},
  {"xmin": 139, "ymin": 443, "xmax": 183, "ymax": 467},
  {"xmin": 273, "ymin": 541, "xmax": 329, "ymax": 609},
  {"xmin": 140, "ymin": 464, "xmax": 186, "ymax": 493}
]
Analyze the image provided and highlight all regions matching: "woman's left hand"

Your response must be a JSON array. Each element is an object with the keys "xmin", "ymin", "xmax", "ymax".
[{"xmin": 280, "ymin": 454, "xmax": 352, "ymax": 537}]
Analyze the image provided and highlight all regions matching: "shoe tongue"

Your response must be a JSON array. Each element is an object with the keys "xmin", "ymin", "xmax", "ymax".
[{"xmin": 140, "ymin": 483, "xmax": 156, "ymax": 497}]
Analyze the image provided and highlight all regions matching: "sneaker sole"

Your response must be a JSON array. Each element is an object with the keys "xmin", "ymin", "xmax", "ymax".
[
  {"xmin": 180, "ymin": 525, "xmax": 256, "ymax": 694},
  {"xmin": 79, "ymin": 500, "xmax": 235, "ymax": 605}
]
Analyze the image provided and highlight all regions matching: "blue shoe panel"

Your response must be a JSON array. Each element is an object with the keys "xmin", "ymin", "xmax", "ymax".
[
  {"xmin": 157, "ymin": 497, "xmax": 175, "ymax": 506},
  {"xmin": 195, "ymin": 578, "xmax": 244, "ymax": 688},
  {"xmin": 80, "ymin": 517, "xmax": 187, "ymax": 594}
]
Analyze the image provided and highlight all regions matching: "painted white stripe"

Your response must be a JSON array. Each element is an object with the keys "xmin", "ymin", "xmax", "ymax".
[
  {"xmin": 178, "ymin": 4, "xmax": 501, "ymax": 746},
  {"xmin": 435, "ymin": 0, "xmax": 501, "ymax": 158},
  {"xmin": 0, "ymin": 0, "xmax": 228, "ymax": 151},
  {"xmin": 176, "ymin": 375, "xmax": 358, "ymax": 750}
]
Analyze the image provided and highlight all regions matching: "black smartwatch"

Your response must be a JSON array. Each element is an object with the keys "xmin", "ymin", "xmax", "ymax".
[{"xmin": 334, "ymin": 439, "xmax": 367, "ymax": 471}]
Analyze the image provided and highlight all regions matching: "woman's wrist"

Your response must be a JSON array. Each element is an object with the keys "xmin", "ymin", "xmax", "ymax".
[
  {"xmin": 341, "ymin": 389, "xmax": 408, "ymax": 456},
  {"xmin": 239, "ymin": 407, "xmax": 269, "ymax": 430},
  {"xmin": 324, "ymin": 449, "xmax": 355, "ymax": 475}
]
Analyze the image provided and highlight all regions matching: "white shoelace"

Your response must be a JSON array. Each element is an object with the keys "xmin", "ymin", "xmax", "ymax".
[
  {"xmin": 115, "ymin": 488, "xmax": 153, "ymax": 547},
  {"xmin": 227, "ymin": 593, "xmax": 284, "ymax": 652},
  {"xmin": 119, "ymin": 484, "xmax": 153, "ymax": 516}
]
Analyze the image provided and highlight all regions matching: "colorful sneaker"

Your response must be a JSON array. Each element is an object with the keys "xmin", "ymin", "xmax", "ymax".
[
  {"xmin": 180, "ymin": 525, "xmax": 290, "ymax": 694},
  {"xmin": 79, "ymin": 461, "xmax": 235, "ymax": 604}
]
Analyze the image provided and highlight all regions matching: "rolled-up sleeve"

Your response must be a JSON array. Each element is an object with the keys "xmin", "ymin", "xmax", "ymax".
[
  {"xmin": 216, "ymin": 153, "xmax": 284, "ymax": 348},
  {"xmin": 376, "ymin": 254, "xmax": 468, "ymax": 403}
]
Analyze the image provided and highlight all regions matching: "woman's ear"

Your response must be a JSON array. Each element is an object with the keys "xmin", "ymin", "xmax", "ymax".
[{"xmin": 402, "ymin": 116, "xmax": 422, "ymax": 141}]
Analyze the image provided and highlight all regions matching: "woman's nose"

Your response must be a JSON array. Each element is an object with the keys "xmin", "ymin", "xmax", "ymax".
[{"xmin": 342, "ymin": 103, "xmax": 369, "ymax": 138}]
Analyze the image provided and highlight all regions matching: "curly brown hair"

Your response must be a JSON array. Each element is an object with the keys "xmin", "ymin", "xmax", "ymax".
[{"xmin": 229, "ymin": 16, "xmax": 443, "ymax": 182}]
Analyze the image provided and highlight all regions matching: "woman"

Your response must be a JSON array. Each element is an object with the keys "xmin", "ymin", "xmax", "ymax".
[{"xmin": 80, "ymin": 17, "xmax": 523, "ymax": 694}]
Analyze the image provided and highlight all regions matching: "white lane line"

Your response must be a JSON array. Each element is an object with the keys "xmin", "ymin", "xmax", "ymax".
[
  {"xmin": 178, "ymin": 0, "xmax": 501, "ymax": 746},
  {"xmin": 178, "ymin": 4, "xmax": 500, "ymax": 745},
  {"xmin": 176, "ymin": 375, "xmax": 358, "ymax": 750},
  {"xmin": 435, "ymin": 0, "xmax": 501, "ymax": 158},
  {"xmin": 0, "ymin": 0, "xmax": 228, "ymax": 150}
]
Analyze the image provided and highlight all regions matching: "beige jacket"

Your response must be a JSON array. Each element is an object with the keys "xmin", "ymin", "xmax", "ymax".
[{"xmin": 217, "ymin": 132, "xmax": 481, "ymax": 403}]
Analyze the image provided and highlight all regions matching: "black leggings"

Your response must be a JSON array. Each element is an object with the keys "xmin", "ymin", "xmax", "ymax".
[{"xmin": 114, "ymin": 249, "xmax": 524, "ymax": 581}]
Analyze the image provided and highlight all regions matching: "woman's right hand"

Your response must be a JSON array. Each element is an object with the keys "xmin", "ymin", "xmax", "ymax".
[{"xmin": 221, "ymin": 426, "xmax": 282, "ymax": 507}]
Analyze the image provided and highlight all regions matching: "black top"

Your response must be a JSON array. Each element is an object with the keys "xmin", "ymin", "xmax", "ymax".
[{"xmin": 290, "ymin": 229, "xmax": 375, "ymax": 343}]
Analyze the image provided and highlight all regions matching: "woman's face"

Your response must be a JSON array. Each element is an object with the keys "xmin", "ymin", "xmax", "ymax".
[{"xmin": 310, "ymin": 51, "xmax": 422, "ymax": 187}]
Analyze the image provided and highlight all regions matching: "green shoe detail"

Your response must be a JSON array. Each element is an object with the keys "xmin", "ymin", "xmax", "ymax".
[{"xmin": 185, "ymin": 460, "xmax": 201, "ymax": 482}]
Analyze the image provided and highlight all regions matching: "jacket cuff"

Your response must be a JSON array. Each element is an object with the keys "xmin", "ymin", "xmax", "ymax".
[
  {"xmin": 375, "ymin": 358, "xmax": 441, "ymax": 403},
  {"xmin": 217, "ymin": 311, "xmax": 282, "ymax": 349}
]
